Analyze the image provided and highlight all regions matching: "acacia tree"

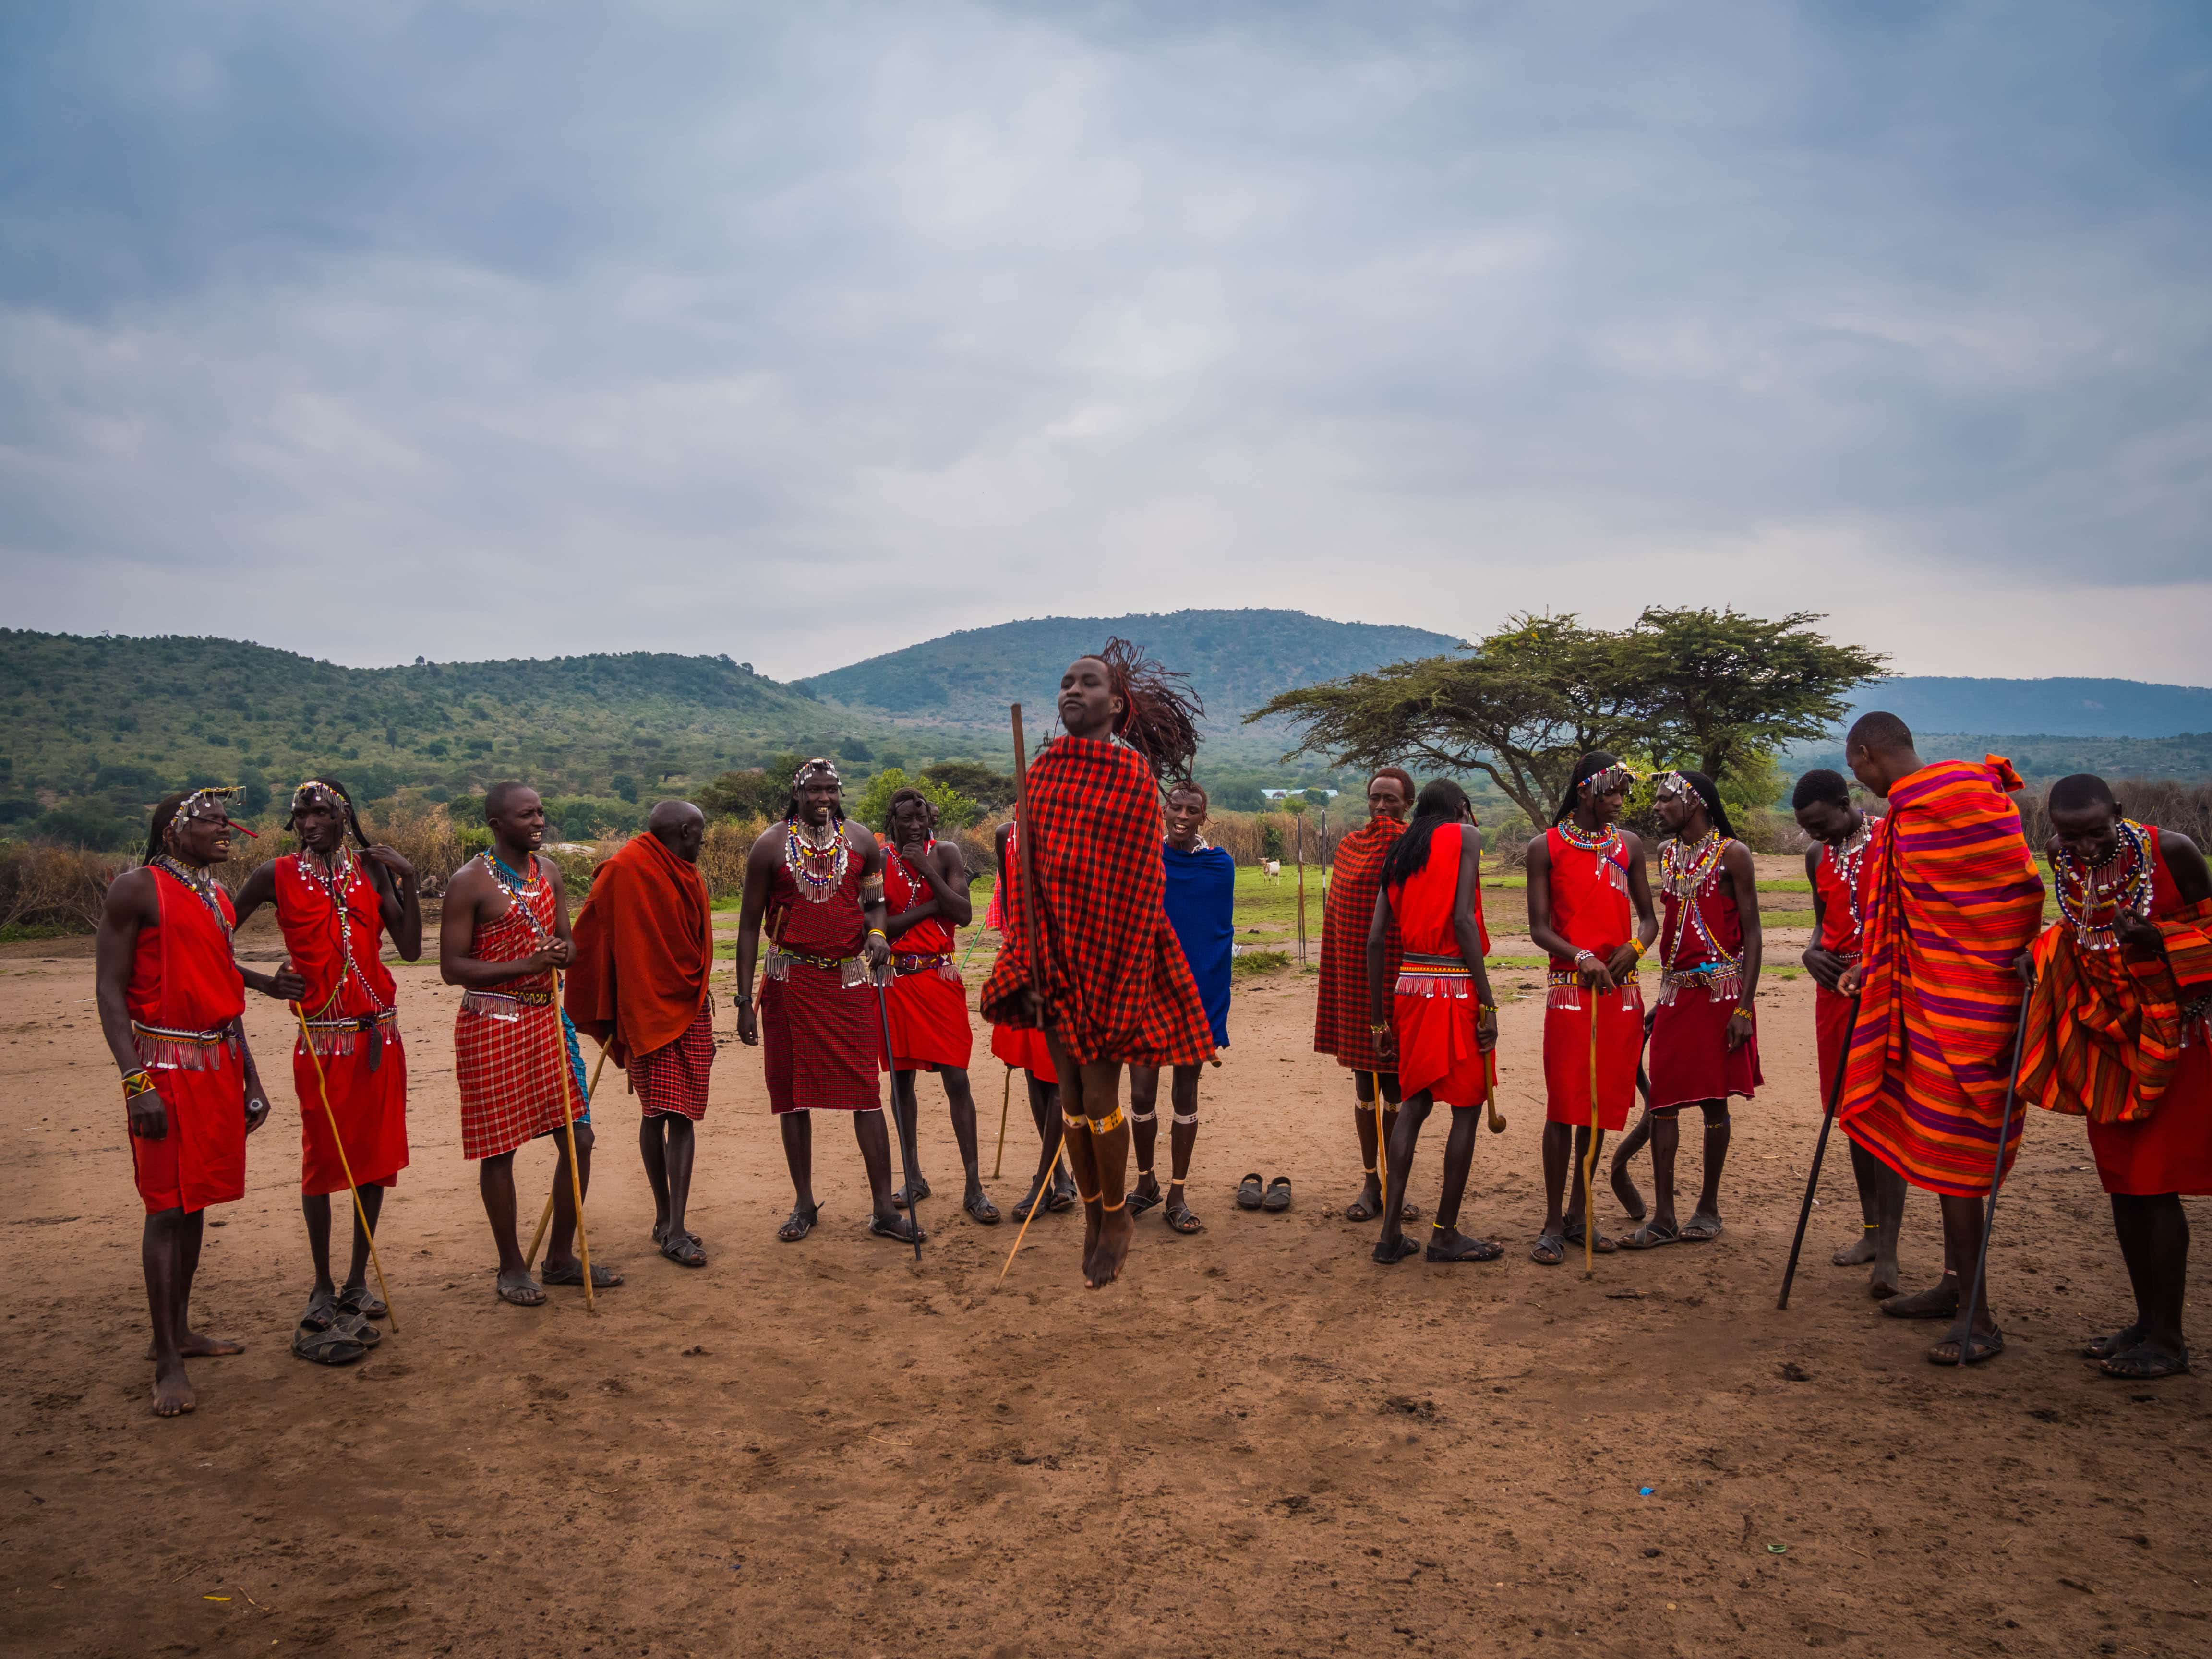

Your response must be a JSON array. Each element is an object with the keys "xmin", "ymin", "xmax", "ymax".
[
  {"xmin": 1250, "ymin": 609, "xmax": 1885, "ymax": 825},
  {"xmin": 1246, "ymin": 613, "xmax": 1648, "ymax": 825},
  {"xmin": 1626, "ymin": 608, "xmax": 1887, "ymax": 783}
]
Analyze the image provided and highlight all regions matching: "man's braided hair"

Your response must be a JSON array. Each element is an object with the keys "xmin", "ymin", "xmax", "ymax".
[{"xmin": 1093, "ymin": 636, "xmax": 1204, "ymax": 782}]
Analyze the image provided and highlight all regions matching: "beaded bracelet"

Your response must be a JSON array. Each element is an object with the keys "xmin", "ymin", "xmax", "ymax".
[
  {"xmin": 1629, "ymin": 938, "xmax": 1648, "ymax": 959},
  {"xmin": 121, "ymin": 1069, "xmax": 157, "ymax": 1102}
]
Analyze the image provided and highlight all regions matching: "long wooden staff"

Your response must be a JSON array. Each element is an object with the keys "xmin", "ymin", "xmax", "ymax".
[
  {"xmin": 1582, "ymin": 996, "xmax": 1600, "ymax": 1277},
  {"xmin": 290, "ymin": 1004, "xmax": 397, "ymax": 1331},
  {"xmin": 1484, "ymin": 1048, "xmax": 1505, "ymax": 1134},
  {"xmin": 527, "ymin": 1046, "xmax": 608, "ymax": 1270},
  {"xmin": 1776, "ymin": 998, "xmax": 1859, "ymax": 1310},
  {"xmin": 1951, "ymin": 1002, "xmax": 2032, "ymax": 1366},
  {"xmin": 991, "ymin": 1064, "xmax": 1012, "ymax": 1179},
  {"xmin": 545, "ymin": 971, "xmax": 596, "ymax": 1313},
  {"xmin": 997, "ymin": 703, "xmax": 1056, "ymax": 1286},
  {"xmin": 1372, "ymin": 1070, "xmax": 1391, "ymax": 1223}
]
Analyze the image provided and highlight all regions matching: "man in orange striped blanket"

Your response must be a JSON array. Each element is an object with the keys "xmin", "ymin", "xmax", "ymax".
[{"xmin": 1837, "ymin": 713, "xmax": 2044, "ymax": 1366}]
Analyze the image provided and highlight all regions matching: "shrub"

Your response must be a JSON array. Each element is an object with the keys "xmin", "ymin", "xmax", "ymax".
[
  {"xmin": 0, "ymin": 842, "xmax": 116, "ymax": 932},
  {"xmin": 853, "ymin": 768, "xmax": 980, "ymax": 833}
]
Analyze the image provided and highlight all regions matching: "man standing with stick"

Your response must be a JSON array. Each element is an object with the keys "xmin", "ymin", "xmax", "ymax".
[
  {"xmin": 1836, "ymin": 715, "xmax": 2044, "ymax": 1365},
  {"xmin": 1524, "ymin": 756, "xmax": 1657, "ymax": 1265},
  {"xmin": 2020, "ymin": 775, "xmax": 2212, "ymax": 1380},
  {"xmin": 1792, "ymin": 768, "xmax": 1906, "ymax": 1298},
  {"xmin": 564, "ymin": 800, "xmax": 717, "ymax": 1268},
  {"xmin": 94, "ymin": 788, "xmax": 278, "ymax": 1415},
  {"xmin": 982, "ymin": 641, "xmax": 1215, "ymax": 1289},
  {"xmin": 733, "ymin": 760, "xmax": 914, "ymax": 1246},
  {"xmin": 232, "ymin": 779, "xmax": 420, "ymax": 1359},
  {"xmin": 1314, "ymin": 769, "xmax": 1418, "ymax": 1223},
  {"xmin": 441, "ymin": 782, "xmax": 618, "ymax": 1306}
]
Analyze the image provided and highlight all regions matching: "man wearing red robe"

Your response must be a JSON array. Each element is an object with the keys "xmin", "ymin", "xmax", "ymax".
[
  {"xmin": 2021, "ymin": 774, "xmax": 2212, "ymax": 1380},
  {"xmin": 982, "ymin": 643, "xmax": 1215, "ymax": 1289},
  {"xmin": 1314, "ymin": 768, "xmax": 1416, "ymax": 1223},
  {"xmin": 734, "ymin": 760, "xmax": 913, "ymax": 1246},
  {"xmin": 1367, "ymin": 780, "xmax": 1501, "ymax": 1265},
  {"xmin": 1794, "ymin": 768, "xmax": 1906, "ymax": 1298},
  {"xmin": 1524, "ymin": 755, "xmax": 1658, "ymax": 1266},
  {"xmin": 1837, "ymin": 713, "xmax": 2045, "ymax": 1366},
  {"xmin": 95, "ymin": 789, "xmax": 277, "ymax": 1416},
  {"xmin": 880, "ymin": 787, "xmax": 998, "ymax": 1226},
  {"xmin": 233, "ymin": 778, "xmax": 421, "ymax": 1361},
  {"xmin": 565, "ymin": 800, "xmax": 716, "ymax": 1268}
]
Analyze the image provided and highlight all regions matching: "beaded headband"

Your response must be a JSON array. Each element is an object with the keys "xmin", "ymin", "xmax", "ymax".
[
  {"xmin": 1650, "ymin": 769, "xmax": 1694, "ymax": 801},
  {"xmin": 1579, "ymin": 763, "xmax": 1637, "ymax": 799},
  {"xmin": 290, "ymin": 780, "xmax": 345, "ymax": 814},
  {"xmin": 793, "ymin": 758, "xmax": 841, "ymax": 788},
  {"xmin": 175, "ymin": 786, "xmax": 258, "ymax": 838}
]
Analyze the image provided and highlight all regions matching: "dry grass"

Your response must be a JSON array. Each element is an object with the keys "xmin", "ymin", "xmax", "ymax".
[{"xmin": 0, "ymin": 843, "xmax": 116, "ymax": 935}]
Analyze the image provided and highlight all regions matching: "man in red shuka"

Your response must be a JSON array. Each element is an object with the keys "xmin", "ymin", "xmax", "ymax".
[
  {"xmin": 880, "ymin": 787, "xmax": 999, "ymax": 1227},
  {"xmin": 1316, "ymin": 767, "xmax": 1419, "ymax": 1223},
  {"xmin": 233, "ymin": 778, "xmax": 421, "ymax": 1362},
  {"xmin": 981, "ymin": 641, "xmax": 1215, "ymax": 1289},
  {"xmin": 734, "ymin": 760, "xmax": 915, "ymax": 1247},
  {"xmin": 1525, "ymin": 755, "xmax": 1658, "ymax": 1266},
  {"xmin": 1793, "ymin": 767, "xmax": 1907, "ymax": 1298},
  {"xmin": 95, "ymin": 788, "xmax": 278, "ymax": 1416},
  {"xmin": 1367, "ymin": 780, "xmax": 1503, "ymax": 1265},
  {"xmin": 1613, "ymin": 769, "xmax": 1764, "ymax": 1249}
]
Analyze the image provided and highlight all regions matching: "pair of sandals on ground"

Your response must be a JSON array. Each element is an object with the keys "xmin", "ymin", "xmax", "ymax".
[
  {"xmin": 1533, "ymin": 1192, "xmax": 1726, "ymax": 1266},
  {"xmin": 291, "ymin": 1282, "xmax": 389, "ymax": 1366},
  {"xmin": 1233, "ymin": 1172, "xmax": 1291, "ymax": 1219}
]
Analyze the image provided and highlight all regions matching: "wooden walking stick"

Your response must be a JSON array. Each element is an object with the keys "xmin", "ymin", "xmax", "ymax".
[
  {"xmin": 1777, "ymin": 998, "xmax": 1859, "ymax": 1310},
  {"xmin": 290, "ymin": 1004, "xmax": 397, "ymax": 1331},
  {"xmin": 544, "ymin": 970, "xmax": 597, "ymax": 1312},
  {"xmin": 874, "ymin": 976, "xmax": 924, "ymax": 1262},
  {"xmin": 1371, "ymin": 1069, "xmax": 1391, "ymax": 1222},
  {"xmin": 528, "ymin": 1046, "xmax": 608, "ymax": 1271},
  {"xmin": 991, "ymin": 1064, "xmax": 1013, "ymax": 1179},
  {"xmin": 1951, "ymin": 1001, "xmax": 2033, "ymax": 1366},
  {"xmin": 1582, "ymin": 995, "xmax": 1600, "ymax": 1277},
  {"xmin": 997, "ymin": 702, "xmax": 1059, "ymax": 1286},
  {"xmin": 1483, "ymin": 1047, "xmax": 1506, "ymax": 1134}
]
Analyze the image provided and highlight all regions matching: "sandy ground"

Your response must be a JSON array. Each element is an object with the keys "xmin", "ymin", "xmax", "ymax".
[{"xmin": 4, "ymin": 892, "xmax": 2209, "ymax": 1659}]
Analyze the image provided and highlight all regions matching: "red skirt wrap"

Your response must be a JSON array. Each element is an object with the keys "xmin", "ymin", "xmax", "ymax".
[
  {"xmin": 887, "ymin": 968, "xmax": 973, "ymax": 1072},
  {"xmin": 294, "ymin": 1034, "xmax": 409, "ymax": 1196},
  {"xmin": 133, "ymin": 1057, "xmax": 249, "ymax": 1215},
  {"xmin": 989, "ymin": 1022, "xmax": 1058, "ymax": 1085},
  {"xmin": 634, "ymin": 1000, "xmax": 714, "ymax": 1121},
  {"xmin": 1393, "ymin": 992, "xmax": 1489, "ymax": 1108},
  {"xmin": 2087, "ymin": 1038, "xmax": 2212, "ymax": 1196},
  {"xmin": 1648, "ymin": 986, "xmax": 1763, "ymax": 1110},
  {"xmin": 1542, "ymin": 990, "xmax": 1643, "ymax": 1132},
  {"xmin": 762, "ymin": 964, "xmax": 881, "ymax": 1114}
]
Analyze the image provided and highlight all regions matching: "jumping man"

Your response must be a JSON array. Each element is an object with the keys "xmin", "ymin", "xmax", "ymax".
[
  {"xmin": 734, "ymin": 760, "xmax": 917, "ymax": 1245},
  {"xmin": 1314, "ymin": 768, "xmax": 1420, "ymax": 1222},
  {"xmin": 232, "ymin": 778, "xmax": 420, "ymax": 1363},
  {"xmin": 2020, "ymin": 774, "xmax": 2212, "ymax": 1379},
  {"xmin": 1129, "ymin": 779, "xmax": 1235, "ymax": 1236},
  {"xmin": 1836, "ymin": 714, "xmax": 2044, "ymax": 1366},
  {"xmin": 880, "ymin": 787, "xmax": 998, "ymax": 1226},
  {"xmin": 94, "ymin": 789, "xmax": 277, "ymax": 1415},
  {"xmin": 441, "ymin": 782, "xmax": 619, "ymax": 1305},
  {"xmin": 564, "ymin": 800, "xmax": 717, "ymax": 1268},
  {"xmin": 1794, "ymin": 768, "xmax": 1907, "ymax": 1297},
  {"xmin": 1525, "ymin": 755, "xmax": 1658, "ymax": 1265},
  {"xmin": 1369, "ymin": 780, "xmax": 1503, "ymax": 1264},
  {"xmin": 1613, "ymin": 769, "xmax": 1763, "ymax": 1248}
]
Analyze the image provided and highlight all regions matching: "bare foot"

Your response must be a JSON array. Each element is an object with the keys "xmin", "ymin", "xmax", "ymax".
[
  {"xmin": 151, "ymin": 1361, "xmax": 196, "ymax": 1418},
  {"xmin": 1832, "ymin": 1228, "xmax": 1879, "ymax": 1267},
  {"xmin": 1085, "ymin": 1206, "xmax": 1134, "ymax": 1289},
  {"xmin": 1868, "ymin": 1256, "xmax": 1901, "ymax": 1299},
  {"xmin": 144, "ymin": 1329, "xmax": 245, "ymax": 1363}
]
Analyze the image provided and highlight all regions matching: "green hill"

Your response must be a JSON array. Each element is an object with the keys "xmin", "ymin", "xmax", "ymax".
[
  {"xmin": 795, "ymin": 609, "xmax": 1467, "ymax": 748},
  {"xmin": 0, "ymin": 630, "xmax": 943, "ymax": 849}
]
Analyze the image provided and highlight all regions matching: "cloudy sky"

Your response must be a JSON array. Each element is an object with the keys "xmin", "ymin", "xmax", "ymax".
[{"xmin": 3, "ymin": 2, "xmax": 2207, "ymax": 682}]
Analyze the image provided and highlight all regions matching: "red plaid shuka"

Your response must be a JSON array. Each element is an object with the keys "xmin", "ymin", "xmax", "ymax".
[
  {"xmin": 1314, "ymin": 815, "xmax": 1404, "ymax": 1070},
  {"xmin": 632, "ymin": 1000, "xmax": 714, "ymax": 1121},
  {"xmin": 980, "ymin": 736, "xmax": 1214, "ymax": 1068},
  {"xmin": 455, "ymin": 859, "xmax": 585, "ymax": 1160}
]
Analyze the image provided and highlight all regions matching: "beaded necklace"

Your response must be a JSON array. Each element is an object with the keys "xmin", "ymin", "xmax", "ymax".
[
  {"xmin": 1554, "ymin": 817, "xmax": 1628, "ymax": 897},
  {"xmin": 297, "ymin": 842, "xmax": 390, "ymax": 1016},
  {"xmin": 1659, "ymin": 831, "xmax": 1742, "ymax": 983},
  {"xmin": 784, "ymin": 817, "xmax": 851, "ymax": 904},
  {"xmin": 481, "ymin": 850, "xmax": 555, "ymax": 947},
  {"xmin": 2054, "ymin": 818, "xmax": 2154, "ymax": 952},
  {"xmin": 1822, "ymin": 814, "xmax": 1879, "ymax": 945},
  {"xmin": 150, "ymin": 854, "xmax": 232, "ymax": 938}
]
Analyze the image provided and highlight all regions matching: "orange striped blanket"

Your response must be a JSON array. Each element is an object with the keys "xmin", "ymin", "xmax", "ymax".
[{"xmin": 1837, "ymin": 757, "xmax": 2046, "ymax": 1197}]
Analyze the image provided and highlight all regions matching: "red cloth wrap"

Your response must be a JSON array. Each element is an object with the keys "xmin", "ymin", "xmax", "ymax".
[
  {"xmin": 989, "ymin": 1022, "xmax": 1058, "ymax": 1084},
  {"xmin": 276, "ymin": 853, "xmax": 408, "ymax": 1196},
  {"xmin": 563, "ymin": 832, "xmax": 712, "ymax": 1068},
  {"xmin": 1540, "ymin": 825, "xmax": 1643, "ymax": 1130},
  {"xmin": 1813, "ymin": 818, "xmax": 1881, "ymax": 954},
  {"xmin": 979, "ymin": 737, "xmax": 1214, "ymax": 1067},
  {"xmin": 1315, "ymin": 816, "xmax": 1406, "ymax": 1070},
  {"xmin": 1648, "ymin": 844, "xmax": 1762, "ymax": 1108},
  {"xmin": 885, "ymin": 845, "xmax": 973, "ymax": 1071},
  {"xmin": 762, "ymin": 853, "xmax": 882, "ymax": 1113},
  {"xmin": 1385, "ymin": 824, "xmax": 1490, "ymax": 1107},
  {"xmin": 633, "ymin": 1000, "xmax": 715, "ymax": 1121},
  {"xmin": 1815, "ymin": 983, "xmax": 1857, "ymax": 1100},
  {"xmin": 1838, "ymin": 757, "xmax": 2046, "ymax": 1197},
  {"xmin": 454, "ymin": 861, "xmax": 579, "ymax": 1160},
  {"xmin": 129, "ymin": 869, "xmax": 249, "ymax": 1214}
]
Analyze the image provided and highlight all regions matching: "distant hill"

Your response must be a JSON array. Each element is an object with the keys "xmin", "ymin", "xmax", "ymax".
[
  {"xmin": 796, "ymin": 610, "xmax": 1466, "ymax": 748},
  {"xmin": 1847, "ymin": 678, "xmax": 2212, "ymax": 741}
]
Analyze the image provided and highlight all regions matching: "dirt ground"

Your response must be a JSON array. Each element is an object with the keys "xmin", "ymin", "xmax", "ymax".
[{"xmin": 4, "ymin": 893, "xmax": 2209, "ymax": 1659}]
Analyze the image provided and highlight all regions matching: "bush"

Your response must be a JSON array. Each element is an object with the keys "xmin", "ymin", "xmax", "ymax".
[
  {"xmin": 698, "ymin": 816, "xmax": 765, "ymax": 900},
  {"xmin": 33, "ymin": 797, "xmax": 136, "ymax": 851},
  {"xmin": 700, "ymin": 769, "xmax": 789, "ymax": 820},
  {"xmin": 921, "ymin": 760, "xmax": 1017, "ymax": 810},
  {"xmin": 853, "ymin": 768, "xmax": 980, "ymax": 833},
  {"xmin": 0, "ymin": 842, "xmax": 116, "ymax": 932},
  {"xmin": 1259, "ymin": 820, "xmax": 1284, "ymax": 861}
]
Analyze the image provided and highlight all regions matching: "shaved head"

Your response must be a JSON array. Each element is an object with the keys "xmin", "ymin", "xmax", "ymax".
[
  {"xmin": 647, "ymin": 798, "xmax": 706, "ymax": 863},
  {"xmin": 2047, "ymin": 773, "xmax": 2117, "ymax": 816},
  {"xmin": 1846, "ymin": 711, "xmax": 1913, "ymax": 754},
  {"xmin": 485, "ymin": 779, "xmax": 536, "ymax": 821}
]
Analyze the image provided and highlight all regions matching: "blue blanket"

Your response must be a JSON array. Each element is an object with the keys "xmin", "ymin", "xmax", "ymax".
[{"xmin": 1162, "ymin": 842, "xmax": 1236, "ymax": 1048}]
